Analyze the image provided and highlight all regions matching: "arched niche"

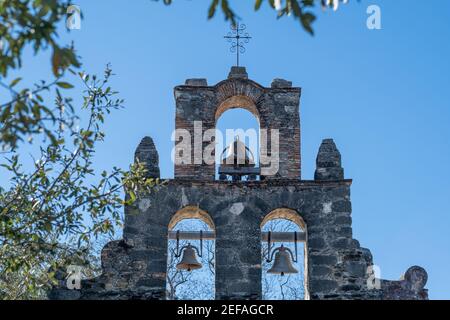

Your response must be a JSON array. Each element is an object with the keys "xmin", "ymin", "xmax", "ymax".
[
  {"xmin": 213, "ymin": 81, "xmax": 265, "ymax": 182},
  {"xmin": 215, "ymin": 106, "xmax": 261, "ymax": 181},
  {"xmin": 166, "ymin": 206, "xmax": 216, "ymax": 300},
  {"xmin": 260, "ymin": 208, "xmax": 308, "ymax": 300}
]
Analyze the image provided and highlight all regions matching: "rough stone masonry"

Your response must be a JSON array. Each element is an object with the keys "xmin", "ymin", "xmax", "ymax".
[{"xmin": 49, "ymin": 67, "xmax": 429, "ymax": 300}]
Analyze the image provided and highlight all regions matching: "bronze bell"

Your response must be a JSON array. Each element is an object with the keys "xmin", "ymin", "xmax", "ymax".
[
  {"xmin": 222, "ymin": 137, "xmax": 255, "ymax": 167},
  {"xmin": 176, "ymin": 244, "xmax": 202, "ymax": 272},
  {"xmin": 267, "ymin": 245, "xmax": 298, "ymax": 276}
]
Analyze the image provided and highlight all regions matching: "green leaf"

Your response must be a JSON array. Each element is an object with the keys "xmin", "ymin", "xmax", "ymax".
[
  {"xmin": 129, "ymin": 190, "xmax": 136, "ymax": 203},
  {"xmin": 52, "ymin": 47, "xmax": 62, "ymax": 76},
  {"xmin": 56, "ymin": 82, "xmax": 74, "ymax": 89},
  {"xmin": 290, "ymin": 0, "xmax": 303, "ymax": 18},
  {"xmin": 255, "ymin": 0, "xmax": 263, "ymax": 11},
  {"xmin": 208, "ymin": 0, "xmax": 219, "ymax": 19},
  {"xmin": 300, "ymin": 12, "xmax": 316, "ymax": 35},
  {"xmin": 9, "ymin": 77, "xmax": 22, "ymax": 87}
]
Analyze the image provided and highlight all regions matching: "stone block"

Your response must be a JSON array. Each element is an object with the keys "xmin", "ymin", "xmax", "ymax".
[
  {"xmin": 185, "ymin": 78, "xmax": 208, "ymax": 86},
  {"xmin": 310, "ymin": 279, "xmax": 338, "ymax": 292},
  {"xmin": 271, "ymin": 78, "xmax": 293, "ymax": 88}
]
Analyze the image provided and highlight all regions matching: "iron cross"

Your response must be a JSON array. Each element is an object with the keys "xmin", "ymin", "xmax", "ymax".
[{"xmin": 224, "ymin": 23, "xmax": 252, "ymax": 67}]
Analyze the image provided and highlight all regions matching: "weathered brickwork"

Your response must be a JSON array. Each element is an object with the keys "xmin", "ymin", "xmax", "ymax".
[
  {"xmin": 49, "ymin": 68, "xmax": 428, "ymax": 300},
  {"xmin": 174, "ymin": 67, "xmax": 301, "ymax": 180}
]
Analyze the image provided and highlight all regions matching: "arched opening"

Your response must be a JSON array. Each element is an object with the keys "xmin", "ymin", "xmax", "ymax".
[
  {"xmin": 215, "ymin": 96, "xmax": 260, "ymax": 181},
  {"xmin": 167, "ymin": 206, "xmax": 215, "ymax": 300},
  {"xmin": 215, "ymin": 95, "xmax": 259, "ymax": 120},
  {"xmin": 261, "ymin": 208, "xmax": 308, "ymax": 300}
]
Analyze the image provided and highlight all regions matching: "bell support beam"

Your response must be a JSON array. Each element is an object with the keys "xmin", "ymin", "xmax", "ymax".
[
  {"xmin": 169, "ymin": 231, "xmax": 216, "ymax": 240},
  {"xmin": 261, "ymin": 232, "xmax": 306, "ymax": 243},
  {"xmin": 168, "ymin": 231, "xmax": 306, "ymax": 242},
  {"xmin": 218, "ymin": 167, "xmax": 261, "ymax": 175}
]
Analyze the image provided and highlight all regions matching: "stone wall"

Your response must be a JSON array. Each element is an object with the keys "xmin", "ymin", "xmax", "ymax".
[
  {"xmin": 49, "ymin": 138, "xmax": 428, "ymax": 300},
  {"xmin": 379, "ymin": 266, "xmax": 429, "ymax": 300}
]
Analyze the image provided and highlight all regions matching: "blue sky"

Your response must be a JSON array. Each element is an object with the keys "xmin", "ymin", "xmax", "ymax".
[{"xmin": 2, "ymin": 0, "xmax": 450, "ymax": 299}]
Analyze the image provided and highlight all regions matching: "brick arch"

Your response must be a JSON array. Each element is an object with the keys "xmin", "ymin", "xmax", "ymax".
[
  {"xmin": 214, "ymin": 79, "xmax": 266, "ymax": 126},
  {"xmin": 168, "ymin": 205, "xmax": 215, "ymax": 231},
  {"xmin": 215, "ymin": 95, "xmax": 260, "ymax": 122},
  {"xmin": 260, "ymin": 207, "xmax": 309, "ymax": 300},
  {"xmin": 261, "ymin": 208, "xmax": 307, "ymax": 230}
]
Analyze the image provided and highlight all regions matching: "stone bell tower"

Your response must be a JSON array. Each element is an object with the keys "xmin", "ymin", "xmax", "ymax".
[
  {"xmin": 173, "ymin": 66, "xmax": 300, "ymax": 180},
  {"xmin": 49, "ymin": 67, "xmax": 429, "ymax": 300}
]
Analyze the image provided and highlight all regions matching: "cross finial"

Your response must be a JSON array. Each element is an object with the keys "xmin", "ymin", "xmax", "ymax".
[{"xmin": 224, "ymin": 23, "xmax": 252, "ymax": 67}]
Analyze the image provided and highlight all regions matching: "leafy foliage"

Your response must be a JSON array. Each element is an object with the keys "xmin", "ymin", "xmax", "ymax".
[
  {"xmin": 0, "ymin": 66, "xmax": 158, "ymax": 299},
  {"xmin": 0, "ymin": 0, "xmax": 82, "ymax": 150},
  {"xmin": 0, "ymin": 1, "xmax": 158, "ymax": 299},
  {"xmin": 156, "ymin": 0, "xmax": 353, "ymax": 35}
]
